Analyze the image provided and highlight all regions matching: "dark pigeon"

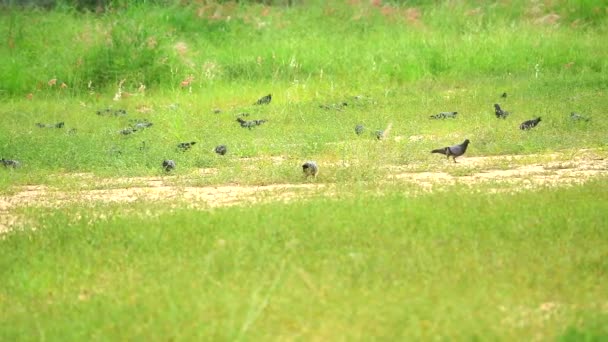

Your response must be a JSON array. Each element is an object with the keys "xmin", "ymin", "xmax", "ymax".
[
  {"xmin": 355, "ymin": 124, "xmax": 365, "ymax": 135},
  {"xmin": 213, "ymin": 108, "xmax": 222, "ymax": 114},
  {"xmin": 97, "ymin": 108, "xmax": 127, "ymax": 116},
  {"xmin": 494, "ymin": 104, "xmax": 509, "ymax": 119},
  {"xmin": 162, "ymin": 160, "xmax": 176, "ymax": 172},
  {"xmin": 254, "ymin": 94, "xmax": 272, "ymax": 105},
  {"xmin": 570, "ymin": 112, "xmax": 590, "ymax": 122},
  {"xmin": 119, "ymin": 128, "xmax": 135, "ymax": 135},
  {"xmin": 1, "ymin": 159, "xmax": 21, "ymax": 168},
  {"xmin": 35, "ymin": 122, "xmax": 64, "ymax": 128},
  {"xmin": 215, "ymin": 145, "xmax": 227, "ymax": 156},
  {"xmin": 237, "ymin": 117, "xmax": 266, "ymax": 129},
  {"xmin": 430, "ymin": 112, "xmax": 458, "ymax": 119},
  {"xmin": 177, "ymin": 141, "xmax": 196, "ymax": 151},
  {"xmin": 431, "ymin": 139, "xmax": 470, "ymax": 163},
  {"xmin": 501, "ymin": 92, "xmax": 507, "ymax": 98},
  {"xmin": 302, "ymin": 161, "xmax": 319, "ymax": 178},
  {"xmin": 520, "ymin": 117, "xmax": 541, "ymax": 130}
]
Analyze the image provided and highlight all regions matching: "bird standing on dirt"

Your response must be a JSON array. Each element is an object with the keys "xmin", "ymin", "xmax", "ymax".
[
  {"xmin": 302, "ymin": 161, "xmax": 319, "ymax": 178},
  {"xmin": 254, "ymin": 94, "xmax": 272, "ymax": 105},
  {"xmin": 215, "ymin": 145, "xmax": 227, "ymax": 156},
  {"xmin": 494, "ymin": 104, "xmax": 509, "ymax": 119},
  {"xmin": 519, "ymin": 117, "xmax": 541, "ymax": 130},
  {"xmin": 162, "ymin": 160, "xmax": 176, "ymax": 172},
  {"xmin": 431, "ymin": 139, "xmax": 470, "ymax": 163}
]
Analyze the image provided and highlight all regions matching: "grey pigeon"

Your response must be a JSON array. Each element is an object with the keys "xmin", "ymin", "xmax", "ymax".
[
  {"xmin": 570, "ymin": 112, "xmax": 590, "ymax": 122},
  {"xmin": 119, "ymin": 128, "xmax": 135, "ymax": 135},
  {"xmin": 1, "ymin": 159, "xmax": 21, "ymax": 168},
  {"xmin": 494, "ymin": 104, "xmax": 509, "ymax": 119},
  {"xmin": 519, "ymin": 117, "xmax": 541, "ymax": 130},
  {"xmin": 320, "ymin": 102, "xmax": 348, "ymax": 111},
  {"xmin": 355, "ymin": 124, "xmax": 365, "ymax": 135},
  {"xmin": 177, "ymin": 141, "xmax": 196, "ymax": 151},
  {"xmin": 430, "ymin": 111, "xmax": 458, "ymax": 119},
  {"xmin": 130, "ymin": 119, "xmax": 153, "ymax": 130},
  {"xmin": 374, "ymin": 123, "xmax": 393, "ymax": 140},
  {"xmin": 254, "ymin": 94, "xmax": 272, "ymax": 105},
  {"xmin": 302, "ymin": 161, "xmax": 319, "ymax": 178},
  {"xmin": 213, "ymin": 108, "xmax": 222, "ymax": 114},
  {"xmin": 35, "ymin": 122, "xmax": 64, "ymax": 128},
  {"xmin": 215, "ymin": 145, "xmax": 227, "ymax": 156},
  {"xmin": 431, "ymin": 139, "xmax": 470, "ymax": 163},
  {"xmin": 162, "ymin": 160, "xmax": 175, "ymax": 172},
  {"xmin": 375, "ymin": 130, "xmax": 385, "ymax": 140},
  {"xmin": 236, "ymin": 117, "xmax": 266, "ymax": 129}
]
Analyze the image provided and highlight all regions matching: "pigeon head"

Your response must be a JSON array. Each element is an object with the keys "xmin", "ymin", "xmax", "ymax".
[
  {"xmin": 494, "ymin": 104, "xmax": 500, "ymax": 109},
  {"xmin": 463, "ymin": 139, "xmax": 470, "ymax": 146},
  {"xmin": 537, "ymin": 117, "xmax": 542, "ymax": 122}
]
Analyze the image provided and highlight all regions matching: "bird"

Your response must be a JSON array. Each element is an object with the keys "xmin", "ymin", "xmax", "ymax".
[
  {"xmin": 355, "ymin": 124, "xmax": 365, "ymax": 135},
  {"xmin": 494, "ymin": 104, "xmax": 509, "ymax": 119},
  {"xmin": 430, "ymin": 112, "xmax": 458, "ymax": 119},
  {"xmin": 1, "ymin": 159, "xmax": 21, "ymax": 168},
  {"xmin": 302, "ymin": 161, "xmax": 319, "ymax": 178},
  {"xmin": 130, "ymin": 119, "xmax": 153, "ymax": 130},
  {"xmin": 501, "ymin": 92, "xmax": 507, "ymax": 98},
  {"xmin": 375, "ymin": 123, "xmax": 393, "ymax": 140},
  {"xmin": 215, "ymin": 145, "xmax": 227, "ymax": 156},
  {"xmin": 320, "ymin": 102, "xmax": 348, "ymax": 111},
  {"xmin": 119, "ymin": 128, "xmax": 135, "ymax": 135},
  {"xmin": 162, "ymin": 160, "xmax": 175, "ymax": 172},
  {"xmin": 254, "ymin": 94, "xmax": 272, "ymax": 105},
  {"xmin": 236, "ymin": 117, "xmax": 266, "ymax": 129},
  {"xmin": 177, "ymin": 141, "xmax": 196, "ymax": 151},
  {"xmin": 35, "ymin": 122, "xmax": 64, "ymax": 128},
  {"xmin": 519, "ymin": 117, "xmax": 541, "ymax": 130},
  {"xmin": 570, "ymin": 112, "xmax": 590, "ymax": 122},
  {"xmin": 431, "ymin": 139, "xmax": 470, "ymax": 163}
]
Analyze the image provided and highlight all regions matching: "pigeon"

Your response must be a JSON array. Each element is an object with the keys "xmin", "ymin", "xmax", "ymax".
[
  {"xmin": 375, "ymin": 123, "xmax": 393, "ymax": 140},
  {"xmin": 236, "ymin": 117, "xmax": 266, "ymax": 129},
  {"xmin": 254, "ymin": 94, "xmax": 272, "ymax": 105},
  {"xmin": 302, "ymin": 161, "xmax": 319, "ymax": 178},
  {"xmin": 119, "ymin": 128, "xmax": 135, "ymax": 135},
  {"xmin": 130, "ymin": 119, "xmax": 153, "ymax": 130},
  {"xmin": 501, "ymin": 92, "xmax": 507, "ymax": 98},
  {"xmin": 320, "ymin": 102, "xmax": 348, "ymax": 111},
  {"xmin": 431, "ymin": 139, "xmax": 470, "ymax": 163},
  {"xmin": 570, "ymin": 112, "xmax": 590, "ymax": 122},
  {"xmin": 162, "ymin": 160, "xmax": 176, "ymax": 172},
  {"xmin": 177, "ymin": 141, "xmax": 196, "ymax": 151},
  {"xmin": 35, "ymin": 122, "xmax": 64, "ymax": 128},
  {"xmin": 494, "ymin": 104, "xmax": 509, "ymax": 119},
  {"xmin": 213, "ymin": 108, "xmax": 222, "ymax": 114},
  {"xmin": 430, "ymin": 112, "xmax": 458, "ymax": 119},
  {"xmin": 96, "ymin": 108, "xmax": 127, "ymax": 116},
  {"xmin": 355, "ymin": 124, "xmax": 365, "ymax": 135},
  {"xmin": 1, "ymin": 159, "xmax": 21, "ymax": 168},
  {"xmin": 215, "ymin": 145, "xmax": 227, "ymax": 156},
  {"xmin": 520, "ymin": 117, "xmax": 541, "ymax": 130}
]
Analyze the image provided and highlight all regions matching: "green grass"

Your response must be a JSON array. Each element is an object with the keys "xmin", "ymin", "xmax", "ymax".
[
  {"xmin": 1, "ymin": 180, "xmax": 607, "ymax": 340},
  {"xmin": 1, "ymin": 1, "xmax": 608, "ymax": 340}
]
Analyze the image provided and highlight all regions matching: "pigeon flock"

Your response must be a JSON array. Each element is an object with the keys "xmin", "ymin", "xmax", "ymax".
[{"xmin": 1, "ymin": 92, "xmax": 591, "ymax": 180}]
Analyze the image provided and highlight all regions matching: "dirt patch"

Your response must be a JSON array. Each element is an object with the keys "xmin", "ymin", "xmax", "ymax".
[{"xmin": 1, "ymin": 150, "xmax": 606, "ymax": 234}]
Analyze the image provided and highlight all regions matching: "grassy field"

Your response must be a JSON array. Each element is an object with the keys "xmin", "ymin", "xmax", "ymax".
[{"xmin": 1, "ymin": 0, "xmax": 608, "ymax": 340}]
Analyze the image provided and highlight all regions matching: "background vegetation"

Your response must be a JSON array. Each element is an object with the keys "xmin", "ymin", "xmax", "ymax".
[{"xmin": 1, "ymin": 1, "xmax": 607, "ymax": 340}]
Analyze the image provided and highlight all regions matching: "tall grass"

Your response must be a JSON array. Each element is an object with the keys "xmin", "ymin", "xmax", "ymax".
[{"xmin": 1, "ymin": 0, "xmax": 607, "ymax": 96}]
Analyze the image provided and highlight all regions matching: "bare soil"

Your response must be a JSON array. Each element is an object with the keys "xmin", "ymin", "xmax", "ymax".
[{"xmin": 1, "ymin": 151, "xmax": 606, "ymax": 233}]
